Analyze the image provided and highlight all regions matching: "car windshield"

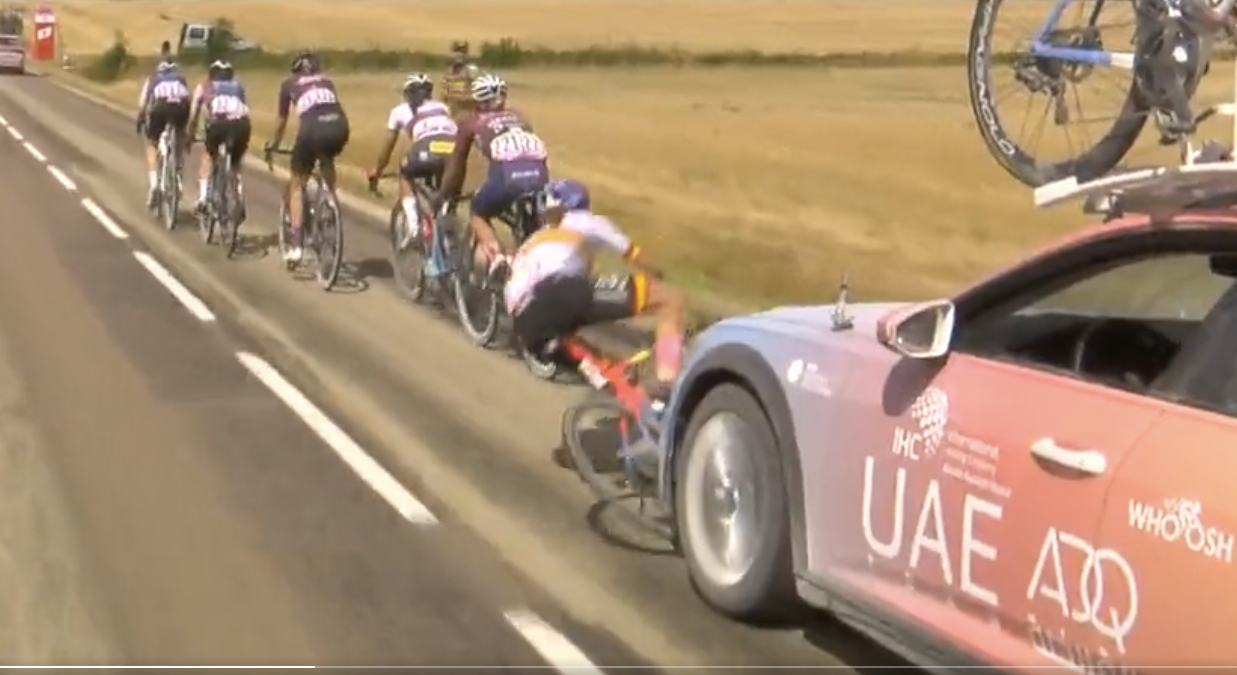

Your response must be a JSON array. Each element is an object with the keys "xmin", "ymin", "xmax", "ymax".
[{"xmin": 0, "ymin": 36, "xmax": 20, "ymax": 47}]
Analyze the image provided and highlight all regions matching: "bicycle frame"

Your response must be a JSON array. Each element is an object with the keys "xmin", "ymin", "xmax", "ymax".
[{"xmin": 559, "ymin": 336, "xmax": 662, "ymax": 484}]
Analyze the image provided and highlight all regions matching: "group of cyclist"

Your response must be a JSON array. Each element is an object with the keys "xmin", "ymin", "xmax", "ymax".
[{"xmin": 131, "ymin": 40, "xmax": 688, "ymax": 398}]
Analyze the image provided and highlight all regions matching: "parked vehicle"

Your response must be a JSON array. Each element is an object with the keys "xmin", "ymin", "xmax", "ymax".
[
  {"xmin": 0, "ymin": 34, "xmax": 26, "ymax": 74},
  {"xmin": 659, "ymin": 161, "xmax": 1237, "ymax": 673},
  {"xmin": 176, "ymin": 23, "xmax": 258, "ymax": 54}
]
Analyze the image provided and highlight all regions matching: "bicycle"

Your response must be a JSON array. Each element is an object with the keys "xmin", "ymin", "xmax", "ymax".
[
  {"xmin": 554, "ymin": 333, "xmax": 672, "ymax": 537},
  {"xmin": 263, "ymin": 146, "xmax": 345, "ymax": 291},
  {"xmin": 194, "ymin": 133, "xmax": 243, "ymax": 258},
  {"xmin": 453, "ymin": 192, "xmax": 541, "ymax": 348},
  {"xmin": 968, "ymin": 0, "xmax": 1237, "ymax": 187},
  {"xmin": 151, "ymin": 124, "xmax": 184, "ymax": 231},
  {"xmin": 369, "ymin": 173, "xmax": 470, "ymax": 305}
]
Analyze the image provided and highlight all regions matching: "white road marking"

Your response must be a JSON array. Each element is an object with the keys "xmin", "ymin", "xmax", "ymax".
[
  {"xmin": 5, "ymin": 126, "xmax": 21, "ymax": 141},
  {"xmin": 234, "ymin": 352, "xmax": 439, "ymax": 526},
  {"xmin": 22, "ymin": 141, "xmax": 46, "ymax": 163},
  {"xmin": 0, "ymin": 114, "xmax": 7, "ymax": 126},
  {"xmin": 131, "ymin": 250, "xmax": 217, "ymax": 322},
  {"xmin": 504, "ymin": 609, "xmax": 604, "ymax": 675},
  {"xmin": 80, "ymin": 198, "xmax": 128, "ymax": 240},
  {"xmin": 47, "ymin": 165, "xmax": 77, "ymax": 192}
]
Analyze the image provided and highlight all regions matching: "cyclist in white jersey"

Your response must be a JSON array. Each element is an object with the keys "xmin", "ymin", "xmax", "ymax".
[
  {"xmin": 188, "ymin": 60, "xmax": 253, "ymax": 217},
  {"xmin": 366, "ymin": 73, "xmax": 458, "ymax": 229},
  {"xmin": 135, "ymin": 56, "xmax": 191, "ymax": 207},
  {"xmin": 508, "ymin": 179, "xmax": 688, "ymax": 398}
]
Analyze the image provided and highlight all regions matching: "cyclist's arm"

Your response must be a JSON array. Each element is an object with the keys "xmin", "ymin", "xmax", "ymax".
[
  {"xmin": 187, "ymin": 81, "xmax": 207, "ymax": 139},
  {"xmin": 136, "ymin": 76, "xmax": 152, "ymax": 117},
  {"xmin": 577, "ymin": 213, "xmax": 661, "ymax": 277},
  {"xmin": 437, "ymin": 118, "xmax": 475, "ymax": 201},
  {"xmin": 374, "ymin": 104, "xmax": 408, "ymax": 174},
  {"xmin": 270, "ymin": 78, "xmax": 294, "ymax": 150}
]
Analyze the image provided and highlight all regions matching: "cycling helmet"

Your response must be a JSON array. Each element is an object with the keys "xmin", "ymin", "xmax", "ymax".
[
  {"xmin": 450, "ymin": 40, "xmax": 469, "ymax": 54},
  {"xmin": 290, "ymin": 50, "xmax": 320, "ymax": 75},
  {"xmin": 541, "ymin": 179, "xmax": 591, "ymax": 212},
  {"xmin": 156, "ymin": 60, "xmax": 178, "ymax": 73},
  {"xmin": 470, "ymin": 72, "xmax": 507, "ymax": 103},
  {"xmin": 403, "ymin": 73, "xmax": 433, "ymax": 94},
  {"xmin": 208, "ymin": 60, "xmax": 234, "ymax": 79}
]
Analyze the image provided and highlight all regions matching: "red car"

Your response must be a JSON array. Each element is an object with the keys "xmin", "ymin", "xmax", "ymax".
[
  {"xmin": 0, "ymin": 34, "xmax": 26, "ymax": 74},
  {"xmin": 660, "ymin": 162, "xmax": 1237, "ymax": 672}
]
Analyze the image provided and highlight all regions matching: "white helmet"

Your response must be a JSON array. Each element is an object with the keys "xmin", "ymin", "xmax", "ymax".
[
  {"xmin": 470, "ymin": 72, "xmax": 507, "ymax": 103},
  {"xmin": 156, "ymin": 61, "xmax": 178, "ymax": 73},
  {"xmin": 403, "ymin": 73, "xmax": 431, "ymax": 90}
]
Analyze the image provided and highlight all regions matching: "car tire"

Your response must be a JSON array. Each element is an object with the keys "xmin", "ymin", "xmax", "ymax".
[{"xmin": 675, "ymin": 383, "xmax": 798, "ymax": 623}]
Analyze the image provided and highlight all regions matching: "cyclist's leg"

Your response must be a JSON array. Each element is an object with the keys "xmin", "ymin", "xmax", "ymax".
[
  {"xmin": 396, "ymin": 149, "xmax": 421, "ymax": 226},
  {"xmin": 510, "ymin": 275, "xmax": 594, "ymax": 357},
  {"xmin": 231, "ymin": 117, "xmax": 253, "ymax": 220},
  {"xmin": 143, "ymin": 103, "xmax": 168, "ymax": 200},
  {"xmin": 470, "ymin": 160, "xmax": 547, "ymax": 267},
  {"xmin": 316, "ymin": 113, "xmax": 350, "ymax": 195},
  {"xmin": 587, "ymin": 272, "xmax": 686, "ymax": 390},
  {"xmin": 286, "ymin": 124, "xmax": 316, "ymax": 256},
  {"xmin": 172, "ymin": 102, "xmax": 192, "ymax": 165},
  {"xmin": 198, "ymin": 119, "xmax": 222, "ymax": 208}
]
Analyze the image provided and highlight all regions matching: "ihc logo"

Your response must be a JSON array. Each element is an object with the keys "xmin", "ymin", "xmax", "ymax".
[{"xmin": 909, "ymin": 386, "xmax": 948, "ymax": 456}]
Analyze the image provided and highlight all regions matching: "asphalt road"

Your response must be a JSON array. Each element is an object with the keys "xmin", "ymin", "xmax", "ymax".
[{"xmin": 0, "ymin": 73, "xmax": 888, "ymax": 667}]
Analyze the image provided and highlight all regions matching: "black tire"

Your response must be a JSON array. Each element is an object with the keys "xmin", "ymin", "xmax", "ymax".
[
  {"xmin": 312, "ymin": 186, "xmax": 344, "ymax": 291},
  {"xmin": 521, "ymin": 341, "xmax": 560, "ymax": 380},
  {"xmin": 452, "ymin": 227, "xmax": 501, "ymax": 347},
  {"xmin": 389, "ymin": 201, "xmax": 428, "ymax": 302},
  {"xmin": 967, "ymin": 0, "xmax": 1148, "ymax": 187},
  {"xmin": 674, "ymin": 383, "xmax": 797, "ymax": 622},
  {"xmin": 221, "ymin": 163, "xmax": 241, "ymax": 259}
]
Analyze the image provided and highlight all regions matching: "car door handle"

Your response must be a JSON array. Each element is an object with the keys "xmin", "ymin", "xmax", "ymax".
[{"xmin": 1030, "ymin": 437, "xmax": 1108, "ymax": 476}]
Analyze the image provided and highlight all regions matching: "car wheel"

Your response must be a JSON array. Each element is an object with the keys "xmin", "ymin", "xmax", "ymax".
[{"xmin": 675, "ymin": 383, "xmax": 797, "ymax": 622}]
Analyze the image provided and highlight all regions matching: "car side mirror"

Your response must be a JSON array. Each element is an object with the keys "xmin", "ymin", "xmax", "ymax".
[{"xmin": 876, "ymin": 299, "xmax": 956, "ymax": 359}]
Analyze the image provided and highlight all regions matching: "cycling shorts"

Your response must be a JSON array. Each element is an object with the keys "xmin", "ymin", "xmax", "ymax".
[
  {"xmin": 511, "ymin": 273, "xmax": 649, "ymax": 354},
  {"xmin": 203, "ymin": 117, "xmax": 252, "ymax": 167},
  {"xmin": 472, "ymin": 159, "xmax": 548, "ymax": 223},
  {"xmin": 290, "ymin": 106, "xmax": 350, "ymax": 177},
  {"xmin": 399, "ymin": 136, "xmax": 454, "ymax": 190},
  {"xmin": 145, "ymin": 99, "xmax": 191, "ymax": 143}
]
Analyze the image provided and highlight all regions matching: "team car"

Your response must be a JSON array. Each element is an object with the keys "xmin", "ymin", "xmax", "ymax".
[
  {"xmin": 657, "ymin": 161, "xmax": 1237, "ymax": 673},
  {"xmin": 0, "ymin": 34, "xmax": 25, "ymax": 74}
]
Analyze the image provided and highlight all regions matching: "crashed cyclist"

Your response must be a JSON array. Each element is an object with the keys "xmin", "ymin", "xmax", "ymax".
[
  {"xmin": 188, "ymin": 59, "xmax": 252, "ymax": 220},
  {"xmin": 365, "ymin": 73, "xmax": 458, "ymax": 231},
  {"xmin": 508, "ymin": 179, "xmax": 688, "ymax": 402},
  {"xmin": 265, "ymin": 50, "xmax": 352, "ymax": 264},
  {"xmin": 441, "ymin": 40, "xmax": 480, "ymax": 119},
  {"xmin": 433, "ymin": 72, "xmax": 549, "ymax": 274},
  {"xmin": 134, "ymin": 42, "xmax": 191, "ymax": 208}
]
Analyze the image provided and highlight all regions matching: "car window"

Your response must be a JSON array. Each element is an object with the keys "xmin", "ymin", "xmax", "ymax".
[
  {"xmin": 954, "ymin": 251, "xmax": 1234, "ymax": 391},
  {"xmin": 1024, "ymin": 254, "xmax": 1230, "ymax": 321},
  {"xmin": 186, "ymin": 27, "xmax": 206, "ymax": 40}
]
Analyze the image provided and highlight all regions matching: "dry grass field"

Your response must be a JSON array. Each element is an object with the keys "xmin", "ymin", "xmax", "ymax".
[
  {"xmin": 42, "ymin": 0, "xmax": 987, "ymax": 56},
  {"xmin": 36, "ymin": 0, "xmax": 1216, "ymax": 308}
]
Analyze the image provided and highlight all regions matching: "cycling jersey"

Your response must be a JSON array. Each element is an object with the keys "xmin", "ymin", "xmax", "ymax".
[
  {"xmin": 462, "ymin": 107, "xmax": 550, "ymax": 222},
  {"xmin": 277, "ymin": 74, "xmax": 343, "ymax": 120},
  {"xmin": 139, "ymin": 67, "xmax": 189, "ymax": 110},
  {"xmin": 504, "ymin": 210, "xmax": 631, "ymax": 313},
  {"xmin": 441, "ymin": 62, "xmax": 479, "ymax": 113},
  {"xmin": 387, "ymin": 99, "xmax": 458, "ymax": 155},
  {"xmin": 192, "ymin": 79, "xmax": 250, "ymax": 121}
]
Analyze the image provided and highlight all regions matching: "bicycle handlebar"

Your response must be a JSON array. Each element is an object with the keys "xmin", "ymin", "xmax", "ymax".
[{"xmin": 262, "ymin": 146, "xmax": 293, "ymax": 171}]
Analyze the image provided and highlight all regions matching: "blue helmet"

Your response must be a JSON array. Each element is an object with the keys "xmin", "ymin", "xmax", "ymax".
[{"xmin": 540, "ymin": 179, "xmax": 590, "ymax": 212}]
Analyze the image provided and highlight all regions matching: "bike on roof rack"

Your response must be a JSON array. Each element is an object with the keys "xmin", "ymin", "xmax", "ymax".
[{"xmin": 969, "ymin": 0, "xmax": 1237, "ymax": 187}]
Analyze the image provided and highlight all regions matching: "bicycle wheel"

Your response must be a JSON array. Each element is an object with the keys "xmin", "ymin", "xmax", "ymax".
[
  {"xmin": 452, "ymin": 227, "xmax": 501, "ymax": 347},
  {"xmin": 967, "ymin": 0, "xmax": 1148, "ymax": 187},
  {"xmin": 160, "ymin": 130, "xmax": 180, "ymax": 231},
  {"xmin": 562, "ymin": 390, "xmax": 669, "ymax": 534},
  {"xmin": 312, "ymin": 183, "xmax": 344, "ymax": 290},
  {"xmin": 198, "ymin": 163, "xmax": 218, "ymax": 245},
  {"xmin": 220, "ymin": 161, "xmax": 241, "ymax": 259},
  {"xmin": 389, "ymin": 199, "xmax": 428, "ymax": 302}
]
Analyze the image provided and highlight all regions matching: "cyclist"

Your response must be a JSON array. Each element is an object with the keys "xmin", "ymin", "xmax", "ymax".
[
  {"xmin": 264, "ymin": 50, "xmax": 351, "ymax": 264},
  {"xmin": 365, "ymin": 74, "xmax": 458, "ymax": 231},
  {"xmin": 188, "ymin": 60, "xmax": 252, "ymax": 221},
  {"xmin": 134, "ymin": 45, "xmax": 191, "ymax": 209},
  {"xmin": 508, "ymin": 179, "xmax": 688, "ymax": 402},
  {"xmin": 441, "ymin": 40, "xmax": 480, "ymax": 119},
  {"xmin": 433, "ymin": 72, "xmax": 549, "ymax": 274}
]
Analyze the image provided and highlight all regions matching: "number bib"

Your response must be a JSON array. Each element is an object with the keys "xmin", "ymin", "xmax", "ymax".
[
  {"xmin": 490, "ymin": 128, "xmax": 548, "ymax": 162},
  {"xmin": 153, "ymin": 80, "xmax": 188, "ymax": 102},
  {"xmin": 295, "ymin": 87, "xmax": 338, "ymax": 116},
  {"xmin": 410, "ymin": 115, "xmax": 457, "ymax": 142},
  {"xmin": 209, "ymin": 94, "xmax": 248, "ymax": 119}
]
